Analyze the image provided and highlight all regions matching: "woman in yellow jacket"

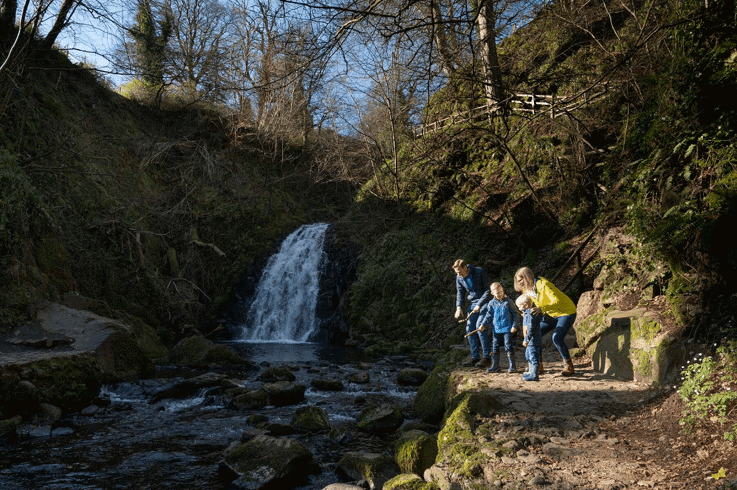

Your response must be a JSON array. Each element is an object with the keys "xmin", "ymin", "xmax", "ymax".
[{"xmin": 513, "ymin": 267, "xmax": 577, "ymax": 376}]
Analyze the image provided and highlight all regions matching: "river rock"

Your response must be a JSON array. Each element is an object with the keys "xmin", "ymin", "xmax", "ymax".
[
  {"xmin": 337, "ymin": 452, "xmax": 400, "ymax": 490},
  {"xmin": 32, "ymin": 403, "xmax": 62, "ymax": 426},
  {"xmin": 291, "ymin": 406, "xmax": 331, "ymax": 433},
  {"xmin": 310, "ymin": 377, "xmax": 344, "ymax": 391},
  {"xmin": 230, "ymin": 389, "xmax": 269, "ymax": 410},
  {"xmin": 149, "ymin": 372, "xmax": 228, "ymax": 402},
  {"xmin": 219, "ymin": 434, "xmax": 318, "ymax": 489},
  {"xmin": 396, "ymin": 368, "xmax": 427, "ymax": 386},
  {"xmin": 384, "ymin": 473, "xmax": 440, "ymax": 490},
  {"xmin": 0, "ymin": 416, "xmax": 22, "ymax": 440},
  {"xmin": 261, "ymin": 381, "xmax": 306, "ymax": 406},
  {"xmin": 412, "ymin": 368, "xmax": 447, "ymax": 425},
  {"xmin": 169, "ymin": 335, "xmax": 255, "ymax": 370},
  {"xmin": 258, "ymin": 367, "xmax": 296, "ymax": 382},
  {"xmin": 349, "ymin": 371, "xmax": 370, "ymax": 384},
  {"xmin": 254, "ymin": 422, "xmax": 294, "ymax": 436},
  {"xmin": 356, "ymin": 404, "xmax": 405, "ymax": 434},
  {"xmin": 393, "ymin": 430, "xmax": 438, "ymax": 475},
  {"xmin": 322, "ymin": 484, "xmax": 366, "ymax": 490}
]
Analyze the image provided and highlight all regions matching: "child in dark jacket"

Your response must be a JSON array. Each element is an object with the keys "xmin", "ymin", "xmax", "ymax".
[
  {"xmin": 516, "ymin": 294, "xmax": 541, "ymax": 381},
  {"xmin": 479, "ymin": 283, "xmax": 521, "ymax": 373}
]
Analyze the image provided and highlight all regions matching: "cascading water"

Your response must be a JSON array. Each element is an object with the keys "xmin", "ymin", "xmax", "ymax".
[{"xmin": 239, "ymin": 223, "xmax": 329, "ymax": 342}]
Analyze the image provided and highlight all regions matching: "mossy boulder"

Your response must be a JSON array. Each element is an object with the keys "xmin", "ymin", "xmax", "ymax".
[
  {"xmin": 258, "ymin": 367, "xmax": 296, "ymax": 382},
  {"xmin": 0, "ymin": 354, "xmax": 103, "ymax": 415},
  {"xmin": 310, "ymin": 377, "xmax": 344, "ymax": 391},
  {"xmin": 356, "ymin": 403, "xmax": 405, "ymax": 434},
  {"xmin": 412, "ymin": 367, "xmax": 449, "ymax": 425},
  {"xmin": 396, "ymin": 368, "xmax": 427, "ymax": 386},
  {"xmin": 393, "ymin": 430, "xmax": 438, "ymax": 475},
  {"xmin": 220, "ymin": 434, "xmax": 318, "ymax": 489},
  {"xmin": 229, "ymin": 389, "xmax": 269, "ymax": 410},
  {"xmin": 575, "ymin": 307, "xmax": 681, "ymax": 386},
  {"xmin": 336, "ymin": 452, "xmax": 400, "ymax": 490},
  {"xmin": 350, "ymin": 371, "xmax": 370, "ymax": 384},
  {"xmin": 384, "ymin": 473, "xmax": 441, "ymax": 490},
  {"xmin": 291, "ymin": 406, "xmax": 331, "ymax": 433},
  {"xmin": 0, "ymin": 416, "xmax": 22, "ymax": 440},
  {"xmin": 261, "ymin": 381, "xmax": 306, "ymax": 406},
  {"xmin": 170, "ymin": 335, "xmax": 254, "ymax": 370}
]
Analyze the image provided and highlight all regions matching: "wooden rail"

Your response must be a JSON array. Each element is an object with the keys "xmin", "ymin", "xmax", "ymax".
[
  {"xmin": 414, "ymin": 86, "xmax": 609, "ymax": 138},
  {"xmin": 550, "ymin": 226, "xmax": 601, "ymax": 294}
]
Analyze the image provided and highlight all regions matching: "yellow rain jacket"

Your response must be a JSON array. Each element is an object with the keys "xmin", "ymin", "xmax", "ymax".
[{"xmin": 533, "ymin": 277, "xmax": 577, "ymax": 317}]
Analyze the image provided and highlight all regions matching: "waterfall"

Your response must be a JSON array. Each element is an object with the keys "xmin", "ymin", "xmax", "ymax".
[{"xmin": 239, "ymin": 223, "xmax": 329, "ymax": 342}]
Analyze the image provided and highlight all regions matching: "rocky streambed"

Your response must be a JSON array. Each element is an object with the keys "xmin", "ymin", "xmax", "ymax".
[{"xmin": 0, "ymin": 341, "xmax": 432, "ymax": 490}]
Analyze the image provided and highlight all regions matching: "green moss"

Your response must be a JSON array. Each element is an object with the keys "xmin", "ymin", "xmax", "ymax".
[
  {"xmin": 384, "ymin": 473, "xmax": 441, "ymax": 490},
  {"xmin": 394, "ymin": 430, "xmax": 438, "ymax": 475}
]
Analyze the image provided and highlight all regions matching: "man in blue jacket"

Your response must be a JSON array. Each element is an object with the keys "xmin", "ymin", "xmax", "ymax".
[{"xmin": 453, "ymin": 259, "xmax": 492, "ymax": 367}]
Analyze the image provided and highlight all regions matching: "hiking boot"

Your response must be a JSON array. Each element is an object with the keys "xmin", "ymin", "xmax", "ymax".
[
  {"xmin": 463, "ymin": 358, "xmax": 481, "ymax": 367},
  {"xmin": 562, "ymin": 359, "xmax": 575, "ymax": 376},
  {"xmin": 475, "ymin": 358, "xmax": 492, "ymax": 368}
]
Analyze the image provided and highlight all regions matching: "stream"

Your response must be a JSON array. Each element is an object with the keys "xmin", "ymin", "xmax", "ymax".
[
  {"xmin": 1, "ymin": 223, "xmax": 429, "ymax": 489},
  {"xmin": 0, "ymin": 343, "xmax": 428, "ymax": 490}
]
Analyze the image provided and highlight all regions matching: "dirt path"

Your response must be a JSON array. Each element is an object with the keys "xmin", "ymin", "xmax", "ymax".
[{"xmin": 440, "ymin": 352, "xmax": 736, "ymax": 490}]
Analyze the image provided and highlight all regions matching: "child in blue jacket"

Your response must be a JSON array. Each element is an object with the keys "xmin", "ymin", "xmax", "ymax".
[
  {"xmin": 516, "ymin": 294, "xmax": 542, "ymax": 381},
  {"xmin": 479, "ymin": 283, "xmax": 521, "ymax": 373}
]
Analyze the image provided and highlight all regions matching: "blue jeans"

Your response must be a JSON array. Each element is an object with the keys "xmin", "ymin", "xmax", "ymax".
[
  {"xmin": 539, "ymin": 313, "xmax": 576, "ymax": 360},
  {"xmin": 492, "ymin": 332, "xmax": 513, "ymax": 353},
  {"xmin": 525, "ymin": 344, "xmax": 539, "ymax": 371},
  {"xmin": 466, "ymin": 308, "xmax": 491, "ymax": 359}
]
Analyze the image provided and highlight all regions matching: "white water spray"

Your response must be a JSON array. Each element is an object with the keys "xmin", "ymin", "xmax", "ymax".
[{"xmin": 240, "ymin": 223, "xmax": 329, "ymax": 342}]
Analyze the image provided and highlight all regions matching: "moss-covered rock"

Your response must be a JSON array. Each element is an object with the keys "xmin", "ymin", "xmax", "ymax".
[
  {"xmin": 291, "ymin": 405, "xmax": 331, "ymax": 433},
  {"xmin": 393, "ymin": 430, "xmax": 438, "ymax": 475},
  {"xmin": 0, "ymin": 415, "xmax": 22, "ymax": 440},
  {"xmin": 337, "ymin": 452, "xmax": 400, "ymax": 490},
  {"xmin": 169, "ymin": 335, "xmax": 254, "ymax": 370},
  {"xmin": 229, "ymin": 389, "xmax": 269, "ymax": 410},
  {"xmin": 310, "ymin": 377, "xmax": 344, "ymax": 391},
  {"xmin": 356, "ymin": 403, "xmax": 405, "ymax": 434},
  {"xmin": 397, "ymin": 368, "xmax": 427, "ymax": 386},
  {"xmin": 384, "ymin": 473, "xmax": 441, "ymax": 490},
  {"xmin": 261, "ymin": 381, "xmax": 306, "ymax": 406},
  {"xmin": 413, "ymin": 368, "xmax": 448, "ymax": 425},
  {"xmin": 258, "ymin": 366, "xmax": 296, "ymax": 382},
  {"xmin": 578, "ymin": 307, "xmax": 681, "ymax": 386},
  {"xmin": 220, "ymin": 434, "xmax": 318, "ymax": 489}
]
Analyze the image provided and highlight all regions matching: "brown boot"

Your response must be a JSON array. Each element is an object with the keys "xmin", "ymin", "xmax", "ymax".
[{"xmin": 561, "ymin": 359, "xmax": 575, "ymax": 376}]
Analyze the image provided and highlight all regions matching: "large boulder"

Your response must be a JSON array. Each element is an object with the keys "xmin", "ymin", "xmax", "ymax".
[
  {"xmin": 219, "ymin": 434, "xmax": 318, "ymax": 489},
  {"xmin": 228, "ymin": 389, "xmax": 269, "ymax": 411},
  {"xmin": 291, "ymin": 405, "xmax": 331, "ymax": 433},
  {"xmin": 261, "ymin": 381, "xmax": 306, "ymax": 406},
  {"xmin": 575, "ymin": 307, "xmax": 681, "ymax": 386},
  {"xmin": 356, "ymin": 404, "xmax": 404, "ymax": 434},
  {"xmin": 0, "ymin": 353, "xmax": 102, "ymax": 415},
  {"xmin": 412, "ymin": 367, "xmax": 448, "ymax": 425},
  {"xmin": 337, "ymin": 452, "xmax": 400, "ymax": 490},
  {"xmin": 170, "ymin": 335, "xmax": 255, "ymax": 371},
  {"xmin": 396, "ymin": 368, "xmax": 427, "ymax": 386},
  {"xmin": 393, "ymin": 430, "xmax": 438, "ymax": 475},
  {"xmin": 257, "ymin": 367, "xmax": 296, "ymax": 382},
  {"xmin": 310, "ymin": 377, "xmax": 344, "ymax": 391}
]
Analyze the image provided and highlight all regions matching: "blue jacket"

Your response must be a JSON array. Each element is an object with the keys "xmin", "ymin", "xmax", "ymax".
[
  {"xmin": 522, "ymin": 309, "xmax": 542, "ymax": 347},
  {"xmin": 480, "ymin": 296, "xmax": 520, "ymax": 334},
  {"xmin": 455, "ymin": 265, "xmax": 491, "ymax": 309}
]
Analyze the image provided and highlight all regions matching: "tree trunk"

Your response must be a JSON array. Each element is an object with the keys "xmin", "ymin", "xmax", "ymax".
[
  {"xmin": 39, "ymin": 0, "xmax": 78, "ymax": 50},
  {"xmin": 476, "ymin": 0, "xmax": 503, "ymax": 104}
]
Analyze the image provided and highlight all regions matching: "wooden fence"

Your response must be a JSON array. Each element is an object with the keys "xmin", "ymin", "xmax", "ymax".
[{"xmin": 414, "ymin": 86, "xmax": 609, "ymax": 138}]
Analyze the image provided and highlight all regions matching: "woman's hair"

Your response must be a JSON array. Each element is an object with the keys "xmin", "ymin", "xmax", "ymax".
[
  {"xmin": 514, "ymin": 267, "xmax": 535, "ymax": 293},
  {"xmin": 516, "ymin": 294, "xmax": 532, "ymax": 310}
]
